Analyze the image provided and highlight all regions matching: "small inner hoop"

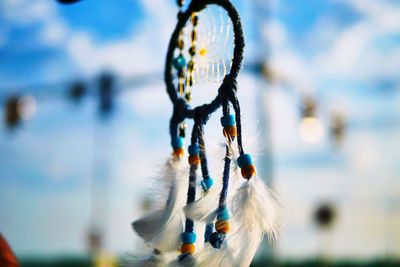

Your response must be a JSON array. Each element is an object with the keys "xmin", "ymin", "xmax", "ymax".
[
  {"xmin": 165, "ymin": 0, "xmax": 245, "ymax": 116},
  {"xmin": 171, "ymin": 5, "xmax": 234, "ymax": 107}
]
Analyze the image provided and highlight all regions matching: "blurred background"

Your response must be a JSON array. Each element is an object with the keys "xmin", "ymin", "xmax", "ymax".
[{"xmin": 1, "ymin": 0, "xmax": 400, "ymax": 266}]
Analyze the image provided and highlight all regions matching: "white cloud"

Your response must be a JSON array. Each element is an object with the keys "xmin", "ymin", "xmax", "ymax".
[
  {"xmin": 64, "ymin": 0, "xmax": 176, "ymax": 77},
  {"xmin": 1, "ymin": 0, "xmax": 57, "ymax": 25},
  {"xmin": 261, "ymin": 19, "xmax": 288, "ymax": 48},
  {"xmin": 312, "ymin": 0, "xmax": 400, "ymax": 81},
  {"xmin": 40, "ymin": 20, "xmax": 69, "ymax": 45}
]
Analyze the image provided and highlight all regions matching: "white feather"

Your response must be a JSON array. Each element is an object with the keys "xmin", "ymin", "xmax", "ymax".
[
  {"xmin": 183, "ymin": 187, "xmax": 219, "ymax": 223},
  {"xmin": 230, "ymin": 177, "xmax": 283, "ymax": 266},
  {"xmin": 182, "ymin": 140, "xmax": 242, "ymax": 224},
  {"xmin": 132, "ymin": 157, "xmax": 188, "ymax": 253}
]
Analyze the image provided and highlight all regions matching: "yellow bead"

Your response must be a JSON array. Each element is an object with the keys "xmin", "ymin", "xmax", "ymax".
[
  {"xmin": 180, "ymin": 243, "xmax": 195, "ymax": 254},
  {"xmin": 188, "ymin": 155, "xmax": 200, "ymax": 166},
  {"xmin": 215, "ymin": 220, "xmax": 230, "ymax": 234},
  {"xmin": 241, "ymin": 164, "xmax": 256, "ymax": 180}
]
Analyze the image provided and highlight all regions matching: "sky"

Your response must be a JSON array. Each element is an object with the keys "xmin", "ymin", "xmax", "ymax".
[{"xmin": 0, "ymin": 0, "xmax": 400, "ymax": 261}]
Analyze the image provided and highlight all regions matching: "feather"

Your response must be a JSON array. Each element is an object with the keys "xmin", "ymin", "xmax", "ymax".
[
  {"xmin": 230, "ymin": 177, "xmax": 283, "ymax": 266},
  {"xmin": 182, "ymin": 140, "xmax": 242, "ymax": 224},
  {"xmin": 132, "ymin": 157, "xmax": 188, "ymax": 253},
  {"xmin": 183, "ymin": 187, "xmax": 219, "ymax": 223}
]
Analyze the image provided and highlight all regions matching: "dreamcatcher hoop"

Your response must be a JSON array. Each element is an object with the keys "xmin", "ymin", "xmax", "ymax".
[{"xmin": 166, "ymin": 0, "xmax": 246, "ymax": 155}]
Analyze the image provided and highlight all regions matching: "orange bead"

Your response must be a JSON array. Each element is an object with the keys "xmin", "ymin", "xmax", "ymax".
[
  {"xmin": 180, "ymin": 243, "xmax": 195, "ymax": 254},
  {"xmin": 173, "ymin": 147, "xmax": 184, "ymax": 158},
  {"xmin": 188, "ymin": 155, "xmax": 200, "ymax": 165},
  {"xmin": 223, "ymin": 126, "xmax": 237, "ymax": 138},
  {"xmin": 215, "ymin": 220, "xmax": 230, "ymax": 234},
  {"xmin": 241, "ymin": 164, "xmax": 256, "ymax": 180}
]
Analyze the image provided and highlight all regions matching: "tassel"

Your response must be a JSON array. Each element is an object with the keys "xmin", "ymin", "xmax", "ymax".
[{"xmin": 132, "ymin": 157, "xmax": 188, "ymax": 253}]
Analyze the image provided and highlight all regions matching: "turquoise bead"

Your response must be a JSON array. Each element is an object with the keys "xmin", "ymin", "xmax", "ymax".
[
  {"xmin": 220, "ymin": 114, "xmax": 236, "ymax": 127},
  {"xmin": 201, "ymin": 177, "xmax": 214, "ymax": 191},
  {"xmin": 188, "ymin": 144, "xmax": 200, "ymax": 155},
  {"xmin": 237, "ymin": 154, "xmax": 253, "ymax": 168},
  {"xmin": 217, "ymin": 207, "xmax": 230, "ymax": 221},
  {"xmin": 173, "ymin": 54, "xmax": 186, "ymax": 71},
  {"xmin": 171, "ymin": 137, "xmax": 184, "ymax": 149},
  {"xmin": 181, "ymin": 232, "xmax": 196, "ymax": 244}
]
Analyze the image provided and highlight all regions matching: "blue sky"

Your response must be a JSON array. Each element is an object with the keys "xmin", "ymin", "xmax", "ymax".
[{"xmin": 1, "ymin": 0, "xmax": 400, "ymax": 260}]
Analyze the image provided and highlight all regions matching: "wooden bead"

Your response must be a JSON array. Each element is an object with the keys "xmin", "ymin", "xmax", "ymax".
[
  {"xmin": 215, "ymin": 220, "xmax": 230, "ymax": 234},
  {"xmin": 188, "ymin": 155, "xmax": 200, "ymax": 165},
  {"xmin": 173, "ymin": 147, "xmax": 184, "ymax": 158},
  {"xmin": 191, "ymin": 14, "xmax": 199, "ymax": 26},
  {"xmin": 241, "ymin": 164, "xmax": 256, "ymax": 180},
  {"xmin": 223, "ymin": 126, "xmax": 237, "ymax": 138},
  {"xmin": 180, "ymin": 243, "xmax": 195, "ymax": 254},
  {"xmin": 188, "ymin": 75, "xmax": 194, "ymax": 86},
  {"xmin": 188, "ymin": 60, "xmax": 195, "ymax": 72},
  {"xmin": 191, "ymin": 30, "xmax": 197, "ymax": 42},
  {"xmin": 189, "ymin": 46, "xmax": 196, "ymax": 56}
]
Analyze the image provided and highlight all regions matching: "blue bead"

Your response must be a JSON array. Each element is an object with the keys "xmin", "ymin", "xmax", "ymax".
[
  {"xmin": 220, "ymin": 114, "xmax": 236, "ymax": 127},
  {"xmin": 209, "ymin": 232, "xmax": 225, "ymax": 249},
  {"xmin": 201, "ymin": 177, "xmax": 214, "ymax": 191},
  {"xmin": 181, "ymin": 232, "xmax": 196, "ymax": 244},
  {"xmin": 173, "ymin": 54, "xmax": 186, "ymax": 71},
  {"xmin": 217, "ymin": 207, "xmax": 230, "ymax": 221},
  {"xmin": 188, "ymin": 144, "xmax": 200, "ymax": 155},
  {"xmin": 171, "ymin": 137, "xmax": 184, "ymax": 149},
  {"xmin": 237, "ymin": 154, "xmax": 253, "ymax": 168}
]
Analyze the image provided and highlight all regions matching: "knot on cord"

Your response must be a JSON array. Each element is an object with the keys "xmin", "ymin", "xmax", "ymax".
[
  {"xmin": 218, "ymin": 74, "xmax": 238, "ymax": 103},
  {"xmin": 172, "ymin": 98, "xmax": 190, "ymax": 124},
  {"xmin": 193, "ymin": 104, "xmax": 210, "ymax": 125}
]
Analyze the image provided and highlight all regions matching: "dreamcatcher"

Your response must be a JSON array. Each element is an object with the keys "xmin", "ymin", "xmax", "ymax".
[{"xmin": 132, "ymin": 0, "xmax": 282, "ymax": 266}]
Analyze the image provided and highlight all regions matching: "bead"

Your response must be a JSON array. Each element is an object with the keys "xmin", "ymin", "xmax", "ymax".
[
  {"xmin": 189, "ymin": 46, "xmax": 196, "ymax": 56},
  {"xmin": 201, "ymin": 177, "xmax": 214, "ymax": 191},
  {"xmin": 185, "ymin": 92, "xmax": 192, "ymax": 101},
  {"xmin": 215, "ymin": 220, "xmax": 230, "ymax": 234},
  {"xmin": 217, "ymin": 207, "xmax": 230, "ymax": 221},
  {"xmin": 191, "ymin": 30, "xmax": 197, "ymax": 42},
  {"xmin": 178, "ymin": 69, "xmax": 185, "ymax": 79},
  {"xmin": 223, "ymin": 126, "xmax": 237, "ymax": 138},
  {"xmin": 178, "ymin": 39, "xmax": 184, "ymax": 50},
  {"xmin": 180, "ymin": 243, "xmax": 195, "ymax": 254},
  {"xmin": 205, "ymin": 224, "xmax": 213, "ymax": 242},
  {"xmin": 171, "ymin": 136, "xmax": 184, "ymax": 149},
  {"xmin": 220, "ymin": 114, "xmax": 236, "ymax": 127},
  {"xmin": 188, "ymin": 144, "xmax": 199, "ymax": 155},
  {"xmin": 188, "ymin": 60, "xmax": 195, "ymax": 72},
  {"xmin": 188, "ymin": 155, "xmax": 200, "ymax": 165},
  {"xmin": 191, "ymin": 14, "xmax": 199, "ymax": 26},
  {"xmin": 173, "ymin": 147, "xmax": 184, "ymax": 158},
  {"xmin": 209, "ymin": 232, "xmax": 225, "ymax": 249},
  {"xmin": 237, "ymin": 154, "xmax": 253, "ymax": 168},
  {"xmin": 181, "ymin": 232, "xmax": 196, "ymax": 244},
  {"xmin": 173, "ymin": 54, "xmax": 186, "ymax": 71},
  {"xmin": 187, "ymin": 75, "xmax": 194, "ymax": 86},
  {"xmin": 241, "ymin": 164, "xmax": 256, "ymax": 180}
]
